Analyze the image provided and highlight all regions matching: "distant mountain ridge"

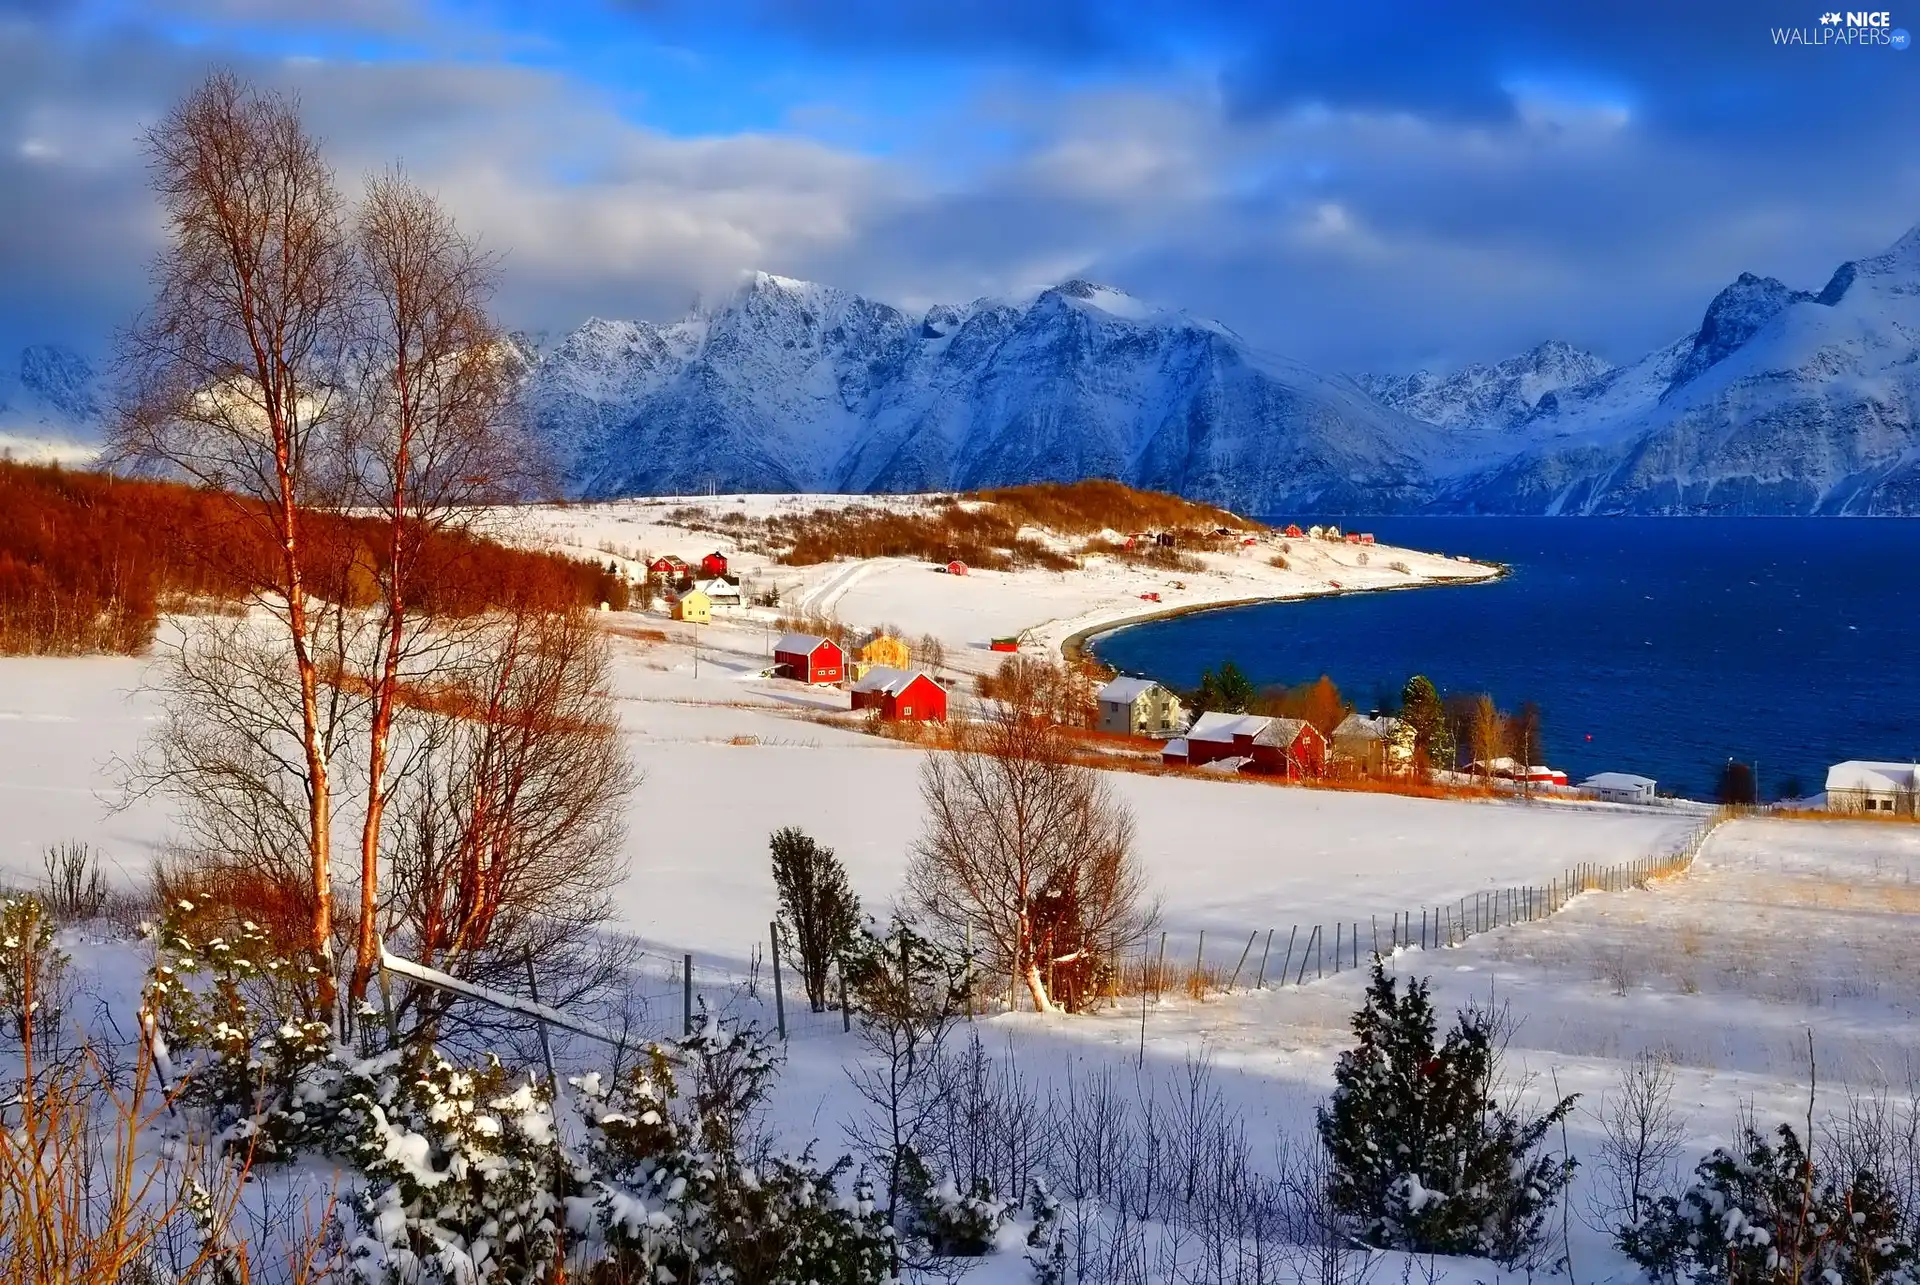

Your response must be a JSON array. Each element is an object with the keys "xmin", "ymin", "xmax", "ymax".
[
  {"xmin": 12, "ymin": 223, "xmax": 1920, "ymax": 513},
  {"xmin": 519, "ymin": 224, "xmax": 1920, "ymax": 514}
]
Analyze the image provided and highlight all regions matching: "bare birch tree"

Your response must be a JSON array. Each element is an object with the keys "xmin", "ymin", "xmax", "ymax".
[
  {"xmin": 113, "ymin": 72, "xmax": 355, "ymax": 1014},
  {"xmin": 380, "ymin": 605, "xmax": 634, "ymax": 1048},
  {"xmin": 905, "ymin": 710, "xmax": 1151, "ymax": 1014},
  {"xmin": 343, "ymin": 170, "xmax": 534, "ymax": 1011}
]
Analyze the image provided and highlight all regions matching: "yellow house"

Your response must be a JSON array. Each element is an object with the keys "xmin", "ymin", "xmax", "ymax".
[
  {"xmin": 858, "ymin": 634, "xmax": 911, "ymax": 670},
  {"xmin": 670, "ymin": 588, "xmax": 712, "ymax": 624}
]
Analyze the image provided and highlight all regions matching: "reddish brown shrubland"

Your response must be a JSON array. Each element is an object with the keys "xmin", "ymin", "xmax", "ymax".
[
  {"xmin": 0, "ymin": 461, "xmax": 610, "ymax": 655},
  {"xmin": 664, "ymin": 480, "xmax": 1257, "ymax": 572}
]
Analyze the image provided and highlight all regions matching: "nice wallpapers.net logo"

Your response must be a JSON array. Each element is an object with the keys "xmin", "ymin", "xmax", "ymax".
[{"xmin": 1772, "ymin": 9, "xmax": 1911, "ymax": 45}]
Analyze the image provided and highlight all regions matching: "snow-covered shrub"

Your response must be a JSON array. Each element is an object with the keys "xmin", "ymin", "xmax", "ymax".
[
  {"xmin": 1627, "ymin": 1121, "xmax": 1918, "ymax": 1285},
  {"xmin": 1024, "ymin": 1179, "xmax": 1066, "ymax": 1285},
  {"xmin": 1318, "ymin": 959, "xmax": 1577, "ymax": 1266},
  {"xmin": 343, "ymin": 1053, "xmax": 569, "ymax": 1285},
  {"xmin": 0, "ymin": 893, "xmax": 68, "ymax": 1054},
  {"xmin": 898, "ymin": 1144, "xmax": 1008, "ymax": 1256},
  {"xmin": 142, "ymin": 899, "xmax": 345, "ymax": 1156},
  {"xmin": 572, "ymin": 1014, "xmax": 892, "ymax": 1285}
]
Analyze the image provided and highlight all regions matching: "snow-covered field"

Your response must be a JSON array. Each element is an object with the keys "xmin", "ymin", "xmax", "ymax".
[
  {"xmin": 484, "ymin": 494, "xmax": 1497, "ymax": 671},
  {"xmin": 6, "ymin": 624, "xmax": 1920, "ymax": 1283},
  {"xmin": 0, "ymin": 647, "xmax": 1694, "ymax": 969}
]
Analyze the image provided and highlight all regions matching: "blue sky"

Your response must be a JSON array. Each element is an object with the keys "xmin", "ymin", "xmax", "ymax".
[{"xmin": 3, "ymin": 0, "xmax": 1918, "ymax": 371}]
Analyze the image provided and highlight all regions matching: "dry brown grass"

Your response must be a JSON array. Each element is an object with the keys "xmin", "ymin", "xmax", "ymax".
[{"xmin": 1770, "ymin": 807, "xmax": 1920, "ymax": 826}]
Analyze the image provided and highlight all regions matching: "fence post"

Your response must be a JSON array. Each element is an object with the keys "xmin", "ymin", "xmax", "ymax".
[
  {"xmin": 683, "ymin": 952, "xmax": 694, "ymax": 1036},
  {"xmin": 1226, "ymin": 931, "xmax": 1257, "ymax": 992},
  {"xmin": 1281, "ymin": 926, "xmax": 1298, "ymax": 989},
  {"xmin": 1334, "ymin": 922, "xmax": 1343, "ymax": 974},
  {"xmin": 964, "ymin": 924, "xmax": 974, "ymax": 1020},
  {"xmin": 769, "ymin": 922, "xmax": 786, "ymax": 1040},
  {"xmin": 1194, "ymin": 930, "xmax": 1206, "ymax": 993},
  {"xmin": 1316, "ymin": 925, "xmax": 1324, "ymax": 980},
  {"xmin": 1255, "ymin": 928, "xmax": 1274, "ymax": 990},
  {"xmin": 1156, "ymin": 931, "xmax": 1168, "ymax": 1003},
  {"xmin": 525, "ymin": 948, "xmax": 557, "ymax": 1098},
  {"xmin": 839, "ymin": 954, "xmax": 852, "ymax": 1031},
  {"xmin": 1352, "ymin": 922, "xmax": 1359, "ymax": 970},
  {"xmin": 1372, "ymin": 915, "xmax": 1380, "ymax": 958},
  {"xmin": 1296, "ymin": 926, "xmax": 1317, "ymax": 985}
]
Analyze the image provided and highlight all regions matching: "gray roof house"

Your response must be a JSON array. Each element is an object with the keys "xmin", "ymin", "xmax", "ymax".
[{"xmin": 1096, "ymin": 676, "xmax": 1185, "ymax": 738}]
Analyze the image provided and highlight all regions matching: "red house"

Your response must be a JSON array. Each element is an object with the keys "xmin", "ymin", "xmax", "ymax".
[
  {"xmin": 700, "ymin": 551, "xmax": 729, "ymax": 577},
  {"xmin": 773, "ymin": 633, "xmax": 844, "ymax": 685},
  {"xmin": 1251, "ymin": 718, "xmax": 1328, "ymax": 779},
  {"xmin": 648, "ymin": 555, "xmax": 688, "ymax": 580},
  {"xmin": 850, "ymin": 667, "xmax": 947, "ymax": 721},
  {"xmin": 1173, "ymin": 712, "xmax": 1328, "ymax": 778},
  {"xmin": 1283, "ymin": 524, "xmax": 1304, "ymax": 538},
  {"xmin": 947, "ymin": 560, "xmax": 968, "ymax": 576}
]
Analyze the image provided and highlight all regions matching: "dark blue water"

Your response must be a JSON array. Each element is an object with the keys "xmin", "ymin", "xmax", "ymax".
[{"xmin": 1092, "ymin": 519, "xmax": 1920, "ymax": 801}]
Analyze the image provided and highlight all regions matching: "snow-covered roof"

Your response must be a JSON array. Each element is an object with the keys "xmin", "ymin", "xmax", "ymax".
[
  {"xmin": 1097, "ymin": 676, "xmax": 1166, "ymax": 705},
  {"xmin": 1581, "ymin": 772, "xmax": 1656, "ymax": 791},
  {"xmin": 1254, "ymin": 717, "xmax": 1315, "ymax": 747},
  {"xmin": 696, "ymin": 577, "xmax": 739, "ymax": 598},
  {"xmin": 773, "ymin": 633, "xmax": 835, "ymax": 656},
  {"xmin": 1162, "ymin": 738, "xmax": 1189, "ymax": 757},
  {"xmin": 1332, "ymin": 713, "xmax": 1400, "ymax": 740},
  {"xmin": 1825, "ymin": 761, "xmax": 1919, "ymax": 792},
  {"xmin": 851, "ymin": 666, "xmax": 941, "ymax": 696},
  {"xmin": 1187, "ymin": 711, "xmax": 1272, "ymax": 744}
]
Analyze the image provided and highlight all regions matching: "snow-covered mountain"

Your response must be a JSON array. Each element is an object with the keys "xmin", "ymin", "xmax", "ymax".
[
  {"xmin": 526, "ymin": 228, "xmax": 1920, "ymax": 515},
  {"xmin": 521, "ymin": 274, "xmax": 1439, "ymax": 514},
  {"xmin": 0, "ymin": 343, "xmax": 106, "ymax": 465},
  {"xmin": 1357, "ymin": 341, "xmax": 1612, "ymax": 437},
  {"xmin": 1428, "ymin": 229, "xmax": 1920, "ymax": 514}
]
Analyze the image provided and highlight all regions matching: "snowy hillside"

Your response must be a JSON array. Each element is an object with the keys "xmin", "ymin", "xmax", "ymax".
[
  {"xmin": 1358, "ymin": 340, "xmax": 1611, "ymax": 437},
  {"xmin": 522, "ymin": 274, "xmax": 1439, "ymax": 514},
  {"xmin": 0, "ymin": 342, "xmax": 105, "ymax": 465}
]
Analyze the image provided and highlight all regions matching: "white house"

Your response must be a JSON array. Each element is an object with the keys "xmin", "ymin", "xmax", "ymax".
[
  {"xmin": 1825, "ymin": 761, "xmax": 1919, "ymax": 815},
  {"xmin": 696, "ymin": 577, "xmax": 741, "ymax": 605},
  {"xmin": 1580, "ymin": 772, "xmax": 1658, "ymax": 804},
  {"xmin": 1095, "ymin": 676, "xmax": 1185, "ymax": 737}
]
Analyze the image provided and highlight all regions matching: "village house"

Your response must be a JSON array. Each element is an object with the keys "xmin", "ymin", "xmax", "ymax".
[
  {"xmin": 773, "ymin": 633, "xmax": 844, "ymax": 685},
  {"xmin": 700, "ymin": 551, "xmax": 729, "ymax": 577},
  {"xmin": 849, "ymin": 666, "xmax": 948, "ymax": 722},
  {"xmin": 669, "ymin": 587, "xmax": 711, "ymax": 624},
  {"xmin": 1331, "ymin": 713, "xmax": 1407, "ymax": 775},
  {"xmin": 695, "ymin": 577, "xmax": 740, "ymax": 606},
  {"xmin": 1469, "ymin": 758, "xmax": 1569, "ymax": 786},
  {"xmin": 648, "ymin": 555, "xmax": 690, "ymax": 583},
  {"xmin": 856, "ymin": 634, "xmax": 911, "ymax": 677},
  {"xmin": 1580, "ymin": 772, "xmax": 1658, "ymax": 804},
  {"xmin": 1163, "ymin": 711, "xmax": 1328, "ymax": 778},
  {"xmin": 1825, "ymin": 761, "xmax": 1919, "ymax": 815},
  {"xmin": 1095, "ymin": 676, "xmax": 1185, "ymax": 737}
]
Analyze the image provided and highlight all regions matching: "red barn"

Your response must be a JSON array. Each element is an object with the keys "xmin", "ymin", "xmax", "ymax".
[
  {"xmin": 773, "ymin": 633, "xmax": 844, "ymax": 685},
  {"xmin": 648, "ymin": 555, "xmax": 688, "ymax": 580},
  {"xmin": 1283, "ymin": 525, "xmax": 1304, "ymax": 538},
  {"xmin": 849, "ymin": 667, "xmax": 947, "ymax": 721},
  {"xmin": 1182, "ymin": 712, "xmax": 1328, "ymax": 778},
  {"xmin": 700, "ymin": 551, "xmax": 729, "ymax": 577},
  {"xmin": 947, "ymin": 560, "xmax": 968, "ymax": 576},
  {"xmin": 1251, "ymin": 718, "xmax": 1328, "ymax": 779}
]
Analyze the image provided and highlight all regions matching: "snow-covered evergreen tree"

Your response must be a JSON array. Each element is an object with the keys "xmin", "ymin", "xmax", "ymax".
[{"xmin": 1318, "ymin": 960, "xmax": 1576, "ymax": 1266}]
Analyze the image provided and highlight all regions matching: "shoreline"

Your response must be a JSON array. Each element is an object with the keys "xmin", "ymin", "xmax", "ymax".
[{"xmin": 1059, "ymin": 561, "xmax": 1508, "ymax": 666}]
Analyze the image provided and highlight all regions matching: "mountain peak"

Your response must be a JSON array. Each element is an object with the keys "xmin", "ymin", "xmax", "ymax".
[{"xmin": 1664, "ymin": 271, "xmax": 1813, "ymax": 396}]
